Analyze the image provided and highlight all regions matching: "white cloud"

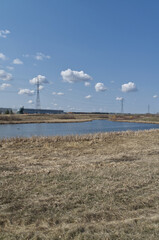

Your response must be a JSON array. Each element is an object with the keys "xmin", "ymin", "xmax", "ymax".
[
  {"xmin": 0, "ymin": 53, "xmax": 7, "ymax": 60},
  {"xmin": 52, "ymin": 92, "xmax": 64, "ymax": 95},
  {"xmin": 23, "ymin": 54, "xmax": 30, "ymax": 58},
  {"xmin": 18, "ymin": 89, "xmax": 35, "ymax": 96},
  {"xmin": 95, "ymin": 82, "xmax": 107, "ymax": 92},
  {"xmin": 35, "ymin": 52, "xmax": 51, "ymax": 60},
  {"xmin": 85, "ymin": 95, "xmax": 92, "ymax": 99},
  {"xmin": 153, "ymin": 95, "xmax": 158, "ymax": 98},
  {"xmin": 30, "ymin": 75, "xmax": 48, "ymax": 84},
  {"xmin": 57, "ymin": 92, "xmax": 64, "ymax": 95},
  {"xmin": 13, "ymin": 58, "xmax": 23, "ymax": 65},
  {"xmin": 0, "ymin": 83, "xmax": 11, "ymax": 90},
  {"xmin": 116, "ymin": 97, "xmax": 124, "ymax": 101},
  {"xmin": 0, "ymin": 29, "xmax": 10, "ymax": 38},
  {"xmin": 70, "ymin": 107, "xmax": 75, "ymax": 111},
  {"xmin": 121, "ymin": 82, "xmax": 137, "ymax": 93},
  {"xmin": 6, "ymin": 66, "xmax": 14, "ymax": 71},
  {"xmin": 28, "ymin": 100, "xmax": 33, "ymax": 104},
  {"xmin": 39, "ymin": 85, "xmax": 44, "ymax": 90},
  {"xmin": 85, "ymin": 81, "xmax": 91, "ymax": 86},
  {"xmin": 0, "ymin": 70, "xmax": 12, "ymax": 81},
  {"xmin": 61, "ymin": 69, "xmax": 92, "ymax": 83}
]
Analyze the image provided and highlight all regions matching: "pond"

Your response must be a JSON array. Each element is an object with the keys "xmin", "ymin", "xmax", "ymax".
[{"xmin": 0, "ymin": 120, "xmax": 159, "ymax": 139}]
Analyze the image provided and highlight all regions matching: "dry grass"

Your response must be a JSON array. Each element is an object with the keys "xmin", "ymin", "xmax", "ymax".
[
  {"xmin": 0, "ymin": 130, "xmax": 159, "ymax": 239},
  {"xmin": 0, "ymin": 113, "xmax": 109, "ymax": 124},
  {"xmin": 1, "ymin": 113, "xmax": 159, "ymax": 125},
  {"xmin": 109, "ymin": 113, "xmax": 159, "ymax": 124}
]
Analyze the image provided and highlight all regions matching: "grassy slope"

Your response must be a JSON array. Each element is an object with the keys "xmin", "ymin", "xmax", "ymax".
[{"xmin": 0, "ymin": 130, "xmax": 159, "ymax": 239}]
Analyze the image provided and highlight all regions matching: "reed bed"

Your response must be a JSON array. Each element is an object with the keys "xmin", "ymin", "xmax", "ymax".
[{"xmin": 0, "ymin": 130, "xmax": 159, "ymax": 239}]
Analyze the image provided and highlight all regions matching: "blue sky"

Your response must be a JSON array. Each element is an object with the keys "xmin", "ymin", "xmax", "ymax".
[{"xmin": 0, "ymin": 0, "xmax": 159, "ymax": 113}]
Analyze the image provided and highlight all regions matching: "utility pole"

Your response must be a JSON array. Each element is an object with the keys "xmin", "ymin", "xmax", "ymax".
[
  {"xmin": 148, "ymin": 104, "xmax": 150, "ymax": 114},
  {"xmin": 121, "ymin": 98, "xmax": 124, "ymax": 113},
  {"xmin": 36, "ymin": 78, "xmax": 41, "ymax": 112}
]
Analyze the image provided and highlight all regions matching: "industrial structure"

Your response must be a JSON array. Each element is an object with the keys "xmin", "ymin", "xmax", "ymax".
[
  {"xmin": 22, "ymin": 108, "xmax": 64, "ymax": 114},
  {"xmin": 36, "ymin": 78, "xmax": 41, "ymax": 110},
  {"xmin": 0, "ymin": 108, "xmax": 12, "ymax": 114},
  {"xmin": 121, "ymin": 98, "xmax": 124, "ymax": 113}
]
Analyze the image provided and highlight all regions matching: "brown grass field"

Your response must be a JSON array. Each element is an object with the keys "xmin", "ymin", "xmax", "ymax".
[
  {"xmin": 1, "ymin": 113, "xmax": 159, "ymax": 125},
  {"xmin": 0, "ymin": 129, "xmax": 159, "ymax": 239},
  {"xmin": 0, "ymin": 113, "xmax": 109, "ymax": 124}
]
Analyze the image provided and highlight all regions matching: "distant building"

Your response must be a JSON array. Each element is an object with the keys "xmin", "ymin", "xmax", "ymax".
[
  {"xmin": 20, "ymin": 108, "xmax": 64, "ymax": 114},
  {"xmin": 0, "ymin": 107, "xmax": 12, "ymax": 114}
]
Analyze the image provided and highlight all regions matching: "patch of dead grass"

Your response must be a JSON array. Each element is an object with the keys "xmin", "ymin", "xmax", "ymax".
[{"xmin": 0, "ymin": 130, "xmax": 159, "ymax": 239}]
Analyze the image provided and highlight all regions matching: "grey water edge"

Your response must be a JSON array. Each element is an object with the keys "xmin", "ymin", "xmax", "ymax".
[{"xmin": 1, "ymin": 120, "xmax": 159, "ymax": 139}]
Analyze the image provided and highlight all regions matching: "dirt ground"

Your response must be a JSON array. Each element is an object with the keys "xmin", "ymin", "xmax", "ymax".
[{"xmin": 0, "ymin": 130, "xmax": 159, "ymax": 239}]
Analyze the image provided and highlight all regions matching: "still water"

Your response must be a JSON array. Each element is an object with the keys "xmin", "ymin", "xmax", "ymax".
[{"xmin": 0, "ymin": 120, "xmax": 159, "ymax": 139}]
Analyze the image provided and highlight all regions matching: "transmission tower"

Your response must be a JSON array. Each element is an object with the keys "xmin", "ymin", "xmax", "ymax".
[
  {"xmin": 148, "ymin": 104, "xmax": 150, "ymax": 114},
  {"xmin": 121, "ymin": 98, "xmax": 124, "ymax": 113},
  {"xmin": 35, "ymin": 79, "xmax": 41, "ymax": 112}
]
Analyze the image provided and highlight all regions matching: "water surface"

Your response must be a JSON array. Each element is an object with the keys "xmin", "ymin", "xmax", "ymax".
[{"xmin": 0, "ymin": 120, "xmax": 159, "ymax": 139}]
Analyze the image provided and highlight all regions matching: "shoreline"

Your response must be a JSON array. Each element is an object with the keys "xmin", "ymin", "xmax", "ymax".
[
  {"xmin": 0, "ymin": 118, "xmax": 93, "ymax": 125},
  {"xmin": 1, "ymin": 116, "xmax": 159, "ymax": 125},
  {"xmin": 111, "ymin": 119, "xmax": 159, "ymax": 124},
  {"xmin": 0, "ymin": 113, "xmax": 109, "ymax": 125},
  {"xmin": 1, "ymin": 113, "xmax": 159, "ymax": 125}
]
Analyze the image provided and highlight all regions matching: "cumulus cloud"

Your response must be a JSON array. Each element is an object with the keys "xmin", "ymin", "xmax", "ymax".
[
  {"xmin": 85, "ymin": 81, "xmax": 91, "ymax": 86},
  {"xmin": 52, "ymin": 92, "xmax": 64, "ymax": 95},
  {"xmin": 7, "ymin": 66, "xmax": 14, "ymax": 71},
  {"xmin": 121, "ymin": 82, "xmax": 137, "ymax": 93},
  {"xmin": 0, "ymin": 53, "xmax": 7, "ymax": 60},
  {"xmin": 13, "ymin": 58, "xmax": 23, "ymax": 65},
  {"xmin": 18, "ymin": 89, "xmax": 35, "ymax": 96},
  {"xmin": 61, "ymin": 69, "xmax": 92, "ymax": 83},
  {"xmin": 0, "ymin": 29, "xmax": 10, "ymax": 38},
  {"xmin": 29, "ymin": 75, "xmax": 48, "ymax": 84},
  {"xmin": 35, "ymin": 52, "xmax": 51, "ymax": 60},
  {"xmin": 57, "ymin": 92, "xmax": 64, "ymax": 95},
  {"xmin": 116, "ymin": 97, "xmax": 124, "ymax": 101},
  {"xmin": 153, "ymin": 95, "xmax": 158, "ymax": 98},
  {"xmin": 28, "ymin": 100, "xmax": 33, "ymax": 104},
  {"xmin": 39, "ymin": 85, "xmax": 44, "ymax": 90},
  {"xmin": 0, "ymin": 83, "xmax": 11, "ymax": 90},
  {"xmin": 0, "ymin": 70, "xmax": 12, "ymax": 81},
  {"xmin": 95, "ymin": 82, "xmax": 107, "ymax": 92},
  {"xmin": 85, "ymin": 95, "xmax": 92, "ymax": 99}
]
